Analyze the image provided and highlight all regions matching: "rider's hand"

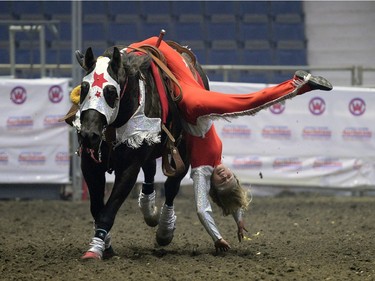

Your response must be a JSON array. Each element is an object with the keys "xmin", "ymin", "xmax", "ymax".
[
  {"xmin": 214, "ymin": 238, "xmax": 231, "ymax": 252},
  {"xmin": 237, "ymin": 220, "xmax": 248, "ymax": 242}
]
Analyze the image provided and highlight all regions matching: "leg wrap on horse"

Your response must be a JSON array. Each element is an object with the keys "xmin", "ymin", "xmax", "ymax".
[
  {"xmin": 81, "ymin": 237, "xmax": 105, "ymax": 260},
  {"xmin": 138, "ymin": 189, "xmax": 159, "ymax": 227},
  {"xmin": 156, "ymin": 204, "xmax": 176, "ymax": 246},
  {"xmin": 81, "ymin": 225, "xmax": 115, "ymax": 260}
]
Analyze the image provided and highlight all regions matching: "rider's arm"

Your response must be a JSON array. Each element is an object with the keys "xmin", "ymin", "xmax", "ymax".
[{"xmin": 191, "ymin": 166, "xmax": 222, "ymax": 242}]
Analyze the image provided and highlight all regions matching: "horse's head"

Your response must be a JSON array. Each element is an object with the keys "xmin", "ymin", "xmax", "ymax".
[{"xmin": 77, "ymin": 46, "xmax": 125, "ymax": 151}]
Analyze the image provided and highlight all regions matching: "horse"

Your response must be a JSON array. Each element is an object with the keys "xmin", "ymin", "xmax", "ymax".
[{"xmin": 73, "ymin": 41, "xmax": 209, "ymax": 260}]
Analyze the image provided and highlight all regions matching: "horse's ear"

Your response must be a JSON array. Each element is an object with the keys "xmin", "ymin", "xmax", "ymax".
[
  {"xmin": 84, "ymin": 47, "xmax": 96, "ymax": 70},
  {"xmin": 110, "ymin": 47, "xmax": 122, "ymax": 74},
  {"xmin": 75, "ymin": 50, "xmax": 84, "ymax": 68}
]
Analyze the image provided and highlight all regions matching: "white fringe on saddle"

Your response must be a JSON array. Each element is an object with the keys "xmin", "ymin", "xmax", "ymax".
[{"xmin": 115, "ymin": 79, "xmax": 161, "ymax": 149}]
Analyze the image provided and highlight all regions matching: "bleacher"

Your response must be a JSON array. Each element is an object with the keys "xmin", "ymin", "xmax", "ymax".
[{"xmin": 0, "ymin": 1, "xmax": 306, "ymax": 83}]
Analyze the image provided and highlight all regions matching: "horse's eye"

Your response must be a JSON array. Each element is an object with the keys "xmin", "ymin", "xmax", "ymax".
[
  {"xmin": 80, "ymin": 82, "xmax": 90, "ymax": 104},
  {"xmin": 103, "ymin": 85, "xmax": 118, "ymax": 108}
]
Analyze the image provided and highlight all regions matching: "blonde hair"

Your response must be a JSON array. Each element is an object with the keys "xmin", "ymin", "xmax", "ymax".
[{"xmin": 209, "ymin": 174, "xmax": 251, "ymax": 216}]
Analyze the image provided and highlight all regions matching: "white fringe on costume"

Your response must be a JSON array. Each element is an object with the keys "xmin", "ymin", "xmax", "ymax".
[{"xmin": 115, "ymin": 79, "xmax": 161, "ymax": 149}]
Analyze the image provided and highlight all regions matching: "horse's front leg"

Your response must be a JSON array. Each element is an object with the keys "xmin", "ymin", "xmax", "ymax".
[
  {"xmin": 80, "ymin": 147, "xmax": 116, "ymax": 260},
  {"xmin": 82, "ymin": 146, "xmax": 147, "ymax": 260},
  {"xmin": 81, "ymin": 149, "xmax": 106, "ymax": 221}
]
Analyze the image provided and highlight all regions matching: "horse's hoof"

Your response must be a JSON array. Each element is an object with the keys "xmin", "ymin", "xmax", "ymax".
[
  {"xmin": 139, "ymin": 191, "xmax": 159, "ymax": 227},
  {"xmin": 156, "ymin": 233, "xmax": 174, "ymax": 246},
  {"xmin": 103, "ymin": 246, "xmax": 117, "ymax": 260},
  {"xmin": 81, "ymin": 237, "xmax": 105, "ymax": 260},
  {"xmin": 156, "ymin": 204, "xmax": 176, "ymax": 246},
  {"xmin": 144, "ymin": 213, "xmax": 160, "ymax": 227},
  {"xmin": 80, "ymin": 251, "xmax": 102, "ymax": 260}
]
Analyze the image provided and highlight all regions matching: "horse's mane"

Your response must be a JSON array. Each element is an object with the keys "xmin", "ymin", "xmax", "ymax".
[{"xmin": 103, "ymin": 45, "xmax": 152, "ymax": 78}]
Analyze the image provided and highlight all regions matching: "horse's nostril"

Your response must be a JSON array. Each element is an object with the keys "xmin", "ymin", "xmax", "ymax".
[{"xmin": 80, "ymin": 130, "xmax": 101, "ymax": 149}]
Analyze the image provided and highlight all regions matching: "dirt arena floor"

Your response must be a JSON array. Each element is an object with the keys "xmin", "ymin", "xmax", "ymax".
[{"xmin": 0, "ymin": 188, "xmax": 374, "ymax": 281}]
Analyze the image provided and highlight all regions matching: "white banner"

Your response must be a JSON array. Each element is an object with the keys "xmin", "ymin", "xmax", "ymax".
[
  {"xmin": 211, "ymin": 82, "xmax": 375, "ymax": 189},
  {"xmin": 0, "ymin": 78, "xmax": 71, "ymax": 183}
]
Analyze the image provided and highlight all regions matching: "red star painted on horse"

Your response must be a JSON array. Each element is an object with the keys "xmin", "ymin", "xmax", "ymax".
[{"xmin": 92, "ymin": 72, "xmax": 108, "ymax": 89}]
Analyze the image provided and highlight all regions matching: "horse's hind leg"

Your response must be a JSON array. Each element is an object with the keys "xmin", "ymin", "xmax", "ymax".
[
  {"xmin": 156, "ymin": 170, "xmax": 187, "ymax": 246},
  {"xmin": 138, "ymin": 159, "xmax": 159, "ymax": 227}
]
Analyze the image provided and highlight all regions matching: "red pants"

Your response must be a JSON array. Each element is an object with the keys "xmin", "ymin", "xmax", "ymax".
[{"xmin": 129, "ymin": 37, "xmax": 304, "ymax": 125}]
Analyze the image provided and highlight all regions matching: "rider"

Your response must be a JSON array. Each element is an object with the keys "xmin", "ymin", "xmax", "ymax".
[{"xmin": 129, "ymin": 36, "xmax": 333, "ymax": 252}]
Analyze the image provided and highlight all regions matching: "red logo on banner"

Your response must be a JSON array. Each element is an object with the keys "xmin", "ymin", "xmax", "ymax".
[
  {"xmin": 55, "ymin": 152, "xmax": 70, "ymax": 165},
  {"xmin": 349, "ymin": 98, "xmax": 365, "ymax": 116},
  {"xmin": 0, "ymin": 152, "xmax": 9, "ymax": 165},
  {"xmin": 233, "ymin": 157, "xmax": 262, "ymax": 169},
  {"xmin": 48, "ymin": 85, "xmax": 63, "ymax": 103},
  {"xmin": 18, "ymin": 152, "xmax": 46, "ymax": 165},
  {"xmin": 309, "ymin": 97, "xmax": 325, "ymax": 115},
  {"xmin": 10, "ymin": 86, "xmax": 27, "ymax": 104},
  {"xmin": 269, "ymin": 102, "xmax": 285, "ymax": 114},
  {"xmin": 222, "ymin": 125, "xmax": 251, "ymax": 138}
]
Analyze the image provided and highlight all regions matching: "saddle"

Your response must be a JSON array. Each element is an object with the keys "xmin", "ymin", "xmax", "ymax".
[{"xmin": 130, "ymin": 42, "xmax": 193, "ymax": 177}]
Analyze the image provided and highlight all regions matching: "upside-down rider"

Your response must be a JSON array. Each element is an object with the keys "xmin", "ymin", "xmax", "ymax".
[{"xmin": 128, "ymin": 36, "xmax": 333, "ymax": 252}]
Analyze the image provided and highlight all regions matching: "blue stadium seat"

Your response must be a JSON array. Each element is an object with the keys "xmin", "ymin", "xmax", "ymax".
[
  {"xmin": 44, "ymin": 2, "xmax": 71, "ymax": 19},
  {"xmin": 0, "ymin": 1, "xmax": 11, "ymax": 13},
  {"xmin": 238, "ymin": 1, "xmax": 269, "ymax": 16},
  {"xmin": 274, "ymin": 40, "xmax": 307, "ymax": 65},
  {"xmin": 46, "ymin": 49, "xmax": 72, "ymax": 65},
  {"xmin": 272, "ymin": 22, "xmax": 305, "ymax": 41},
  {"xmin": 208, "ymin": 49, "xmax": 240, "ymax": 65},
  {"xmin": 0, "ymin": 46, "xmax": 9, "ymax": 64},
  {"xmin": 206, "ymin": 16, "xmax": 237, "ymax": 41},
  {"xmin": 55, "ymin": 22, "xmax": 72, "ymax": 41},
  {"xmin": 274, "ymin": 49, "xmax": 307, "ymax": 65},
  {"xmin": 269, "ymin": 1, "xmax": 303, "ymax": 15},
  {"xmin": 241, "ymin": 40, "xmax": 274, "ymax": 65},
  {"xmin": 16, "ymin": 49, "xmax": 40, "ymax": 64},
  {"xmin": 140, "ymin": 1, "xmax": 172, "ymax": 16},
  {"xmin": 0, "ymin": 25, "xmax": 8, "ymax": 41},
  {"xmin": 238, "ymin": 22, "xmax": 270, "ymax": 41},
  {"xmin": 173, "ymin": 19, "xmax": 205, "ymax": 42},
  {"xmin": 83, "ymin": 41, "xmax": 110, "ymax": 54},
  {"xmin": 0, "ymin": 1, "xmax": 13, "ymax": 19},
  {"xmin": 48, "ymin": 41, "xmax": 72, "ymax": 64},
  {"xmin": 82, "ymin": 1, "xmax": 108, "ymax": 16},
  {"xmin": 83, "ymin": 23, "xmax": 107, "ymax": 41},
  {"xmin": 171, "ymin": 2, "xmax": 204, "ymax": 17},
  {"xmin": 207, "ymin": 40, "xmax": 240, "ymax": 64},
  {"xmin": 108, "ymin": 22, "xmax": 140, "ymax": 44},
  {"xmin": 108, "ymin": 1, "xmax": 141, "ymax": 16},
  {"xmin": 204, "ymin": 1, "xmax": 237, "ymax": 16},
  {"xmin": 12, "ymin": 1, "xmax": 44, "ymax": 19},
  {"xmin": 144, "ymin": 18, "xmax": 173, "ymax": 39}
]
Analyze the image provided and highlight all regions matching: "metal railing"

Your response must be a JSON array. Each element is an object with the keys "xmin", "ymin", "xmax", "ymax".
[{"xmin": 0, "ymin": 63, "xmax": 373, "ymax": 87}]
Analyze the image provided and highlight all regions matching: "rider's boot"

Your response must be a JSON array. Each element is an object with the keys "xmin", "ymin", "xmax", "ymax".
[
  {"xmin": 294, "ymin": 70, "xmax": 333, "ymax": 94},
  {"xmin": 156, "ymin": 204, "xmax": 176, "ymax": 246},
  {"xmin": 138, "ymin": 189, "xmax": 159, "ymax": 227}
]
